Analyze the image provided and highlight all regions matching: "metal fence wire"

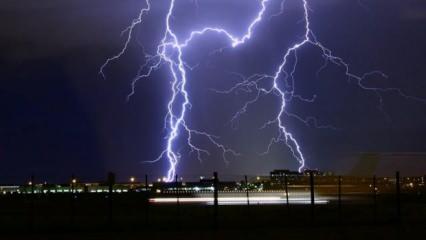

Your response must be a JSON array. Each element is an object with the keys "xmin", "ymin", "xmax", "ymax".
[{"xmin": 0, "ymin": 171, "xmax": 425, "ymax": 231}]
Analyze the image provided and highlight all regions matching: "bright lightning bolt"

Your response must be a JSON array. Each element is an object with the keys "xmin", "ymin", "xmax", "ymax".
[{"xmin": 101, "ymin": 0, "xmax": 426, "ymax": 182}]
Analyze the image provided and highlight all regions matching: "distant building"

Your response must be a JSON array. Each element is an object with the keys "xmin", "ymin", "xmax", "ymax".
[
  {"xmin": 152, "ymin": 178, "xmax": 238, "ymax": 192},
  {"xmin": 269, "ymin": 169, "xmax": 300, "ymax": 185},
  {"xmin": 302, "ymin": 169, "xmax": 324, "ymax": 176},
  {"xmin": 270, "ymin": 169, "xmax": 299, "ymax": 178}
]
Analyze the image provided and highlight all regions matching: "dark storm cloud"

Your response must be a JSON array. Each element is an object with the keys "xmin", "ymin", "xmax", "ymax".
[
  {"xmin": 1, "ymin": 0, "xmax": 426, "ymax": 183},
  {"xmin": 0, "ymin": 0, "xmax": 143, "ymax": 60},
  {"xmin": 400, "ymin": 1, "xmax": 426, "ymax": 20}
]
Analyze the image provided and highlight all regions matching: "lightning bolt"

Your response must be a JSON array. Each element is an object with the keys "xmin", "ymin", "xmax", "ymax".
[{"xmin": 101, "ymin": 0, "xmax": 425, "ymax": 182}]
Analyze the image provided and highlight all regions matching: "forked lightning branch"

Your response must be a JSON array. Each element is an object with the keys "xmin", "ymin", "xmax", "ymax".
[{"xmin": 101, "ymin": 0, "xmax": 425, "ymax": 182}]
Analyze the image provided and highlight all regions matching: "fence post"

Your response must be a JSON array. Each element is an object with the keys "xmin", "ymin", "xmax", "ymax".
[
  {"xmin": 29, "ymin": 175, "xmax": 35, "ymax": 232},
  {"xmin": 175, "ymin": 174, "xmax": 180, "ymax": 229},
  {"xmin": 373, "ymin": 175, "xmax": 377, "ymax": 223},
  {"xmin": 71, "ymin": 174, "xmax": 75, "ymax": 194},
  {"xmin": 395, "ymin": 171, "xmax": 401, "ymax": 224},
  {"xmin": 107, "ymin": 172, "xmax": 115, "ymax": 227},
  {"xmin": 423, "ymin": 175, "xmax": 426, "ymax": 202},
  {"xmin": 70, "ymin": 174, "xmax": 76, "ymax": 228},
  {"xmin": 309, "ymin": 171, "xmax": 315, "ymax": 224},
  {"xmin": 244, "ymin": 175, "xmax": 250, "ymax": 221},
  {"xmin": 175, "ymin": 175, "xmax": 180, "ymax": 204},
  {"xmin": 30, "ymin": 175, "xmax": 35, "ymax": 195},
  {"xmin": 284, "ymin": 173, "xmax": 290, "ymax": 214},
  {"xmin": 245, "ymin": 175, "xmax": 250, "ymax": 206},
  {"xmin": 213, "ymin": 172, "xmax": 219, "ymax": 229},
  {"xmin": 338, "ymin": 175, "xmax": 342, "ymax": 222},
  {"xmin": 145, "ymin": 174, "xmax": 149, "ymax": 226}
]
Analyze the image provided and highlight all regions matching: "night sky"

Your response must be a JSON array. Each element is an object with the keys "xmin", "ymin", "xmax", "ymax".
[{"xmin": 1, "ymin": 0, "xmax": 426, "ymax": 183}]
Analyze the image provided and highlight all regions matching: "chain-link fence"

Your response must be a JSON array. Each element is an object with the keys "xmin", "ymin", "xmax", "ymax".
[{"xmin": 0, "ymin": 171, "xmax": 425, "ymax": 232}]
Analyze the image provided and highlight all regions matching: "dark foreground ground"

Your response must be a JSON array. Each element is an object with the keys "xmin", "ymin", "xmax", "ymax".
[
  {"xmin": 3, "ymin": 225, "xmax": 426, "ymax": 240},
  {"xmin": 0, "ymin": 193, "xmax": 425, "ymax": 239}
]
